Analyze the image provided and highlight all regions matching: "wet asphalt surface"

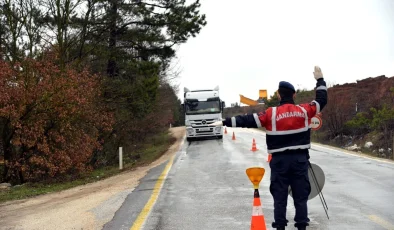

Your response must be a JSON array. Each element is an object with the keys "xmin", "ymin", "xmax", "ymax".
[{"xmin": 104, "ymin": 128, "xmax": 394, "ymax": 230}]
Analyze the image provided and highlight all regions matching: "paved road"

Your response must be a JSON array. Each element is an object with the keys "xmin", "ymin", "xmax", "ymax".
[{"xmin": 104, "ymin": 128, "xmax": 394, "ymax": 230}]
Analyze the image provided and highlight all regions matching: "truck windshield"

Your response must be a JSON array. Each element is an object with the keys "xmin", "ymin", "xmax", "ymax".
[{"xmin": 185, "ymin": 100, "xmax": 221, "ymax": 115}]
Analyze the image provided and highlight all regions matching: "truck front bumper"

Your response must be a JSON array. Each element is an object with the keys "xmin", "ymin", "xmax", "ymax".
[{"xmin": 186, "ymin": 126, "xmax": 222, "ymax": 137}]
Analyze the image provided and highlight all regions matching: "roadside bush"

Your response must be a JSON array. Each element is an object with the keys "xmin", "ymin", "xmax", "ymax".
[
  {"xmin": 344, "ymin": 112, "xmax": 371, "ymax": 136},
  {"xmin": 0, "ymin": 53, "xmax": 114, "ymax": 184}
]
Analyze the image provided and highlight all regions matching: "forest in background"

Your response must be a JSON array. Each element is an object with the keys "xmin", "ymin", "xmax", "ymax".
[{"xmin": 0, "ymin": 0, "xmax": 204, "ymax": 184}]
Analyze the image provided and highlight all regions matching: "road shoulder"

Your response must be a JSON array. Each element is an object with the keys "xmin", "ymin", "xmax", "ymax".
[{"xmin": 0, "ymin": 127, "xmax": 186, "ymax": 230}]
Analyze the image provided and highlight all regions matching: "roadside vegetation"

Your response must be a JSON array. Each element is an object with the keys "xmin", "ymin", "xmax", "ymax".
[
  {"xmin": 0, "ymin": 0, "xmax": 202, "ymax": 201},
  {"xmin": 293, "ymin": 80, "xmax": 393, "ymax": 159},
  {"xmin": 0, "ymin": 130, "xmax": 176, "ymax": 203}
]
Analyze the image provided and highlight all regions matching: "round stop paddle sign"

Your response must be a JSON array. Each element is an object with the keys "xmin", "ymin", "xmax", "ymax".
[
  {"xmin": 288, "ymin": 163, "xmax": 326, "ymax": 200},
  {"xmin": 311, "ymin": 115, "xmax": 323, "ymax": 131}
]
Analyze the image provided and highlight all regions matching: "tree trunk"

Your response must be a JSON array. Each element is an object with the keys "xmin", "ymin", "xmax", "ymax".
[
  {"xmin": 1, "ymin": 118, "xmax": 16, "ymax": 183},
  {"xmin": 107, "ymin": 0, "xmax": 118, "ymax": 78},
  {"xmin": 1, "ymin": 119, "xmax": 9, "ymax": 182},
  {"xmin": 78, "ymin": 0, "xmax": 94, "ymax": 59}
]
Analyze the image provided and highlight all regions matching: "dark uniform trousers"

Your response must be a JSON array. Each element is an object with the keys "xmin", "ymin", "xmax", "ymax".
[{"xmin": 269, "ymin": 150, "xmax": 311, "ymax": 228}]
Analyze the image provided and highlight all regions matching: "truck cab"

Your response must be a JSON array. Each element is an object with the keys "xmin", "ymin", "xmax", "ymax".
[{"xmin": 182, "ymin": 86, "xmax": 225, "ymax": 142}]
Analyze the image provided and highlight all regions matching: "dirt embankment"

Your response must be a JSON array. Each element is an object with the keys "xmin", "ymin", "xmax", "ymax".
[{"xmin": 0, "ymin": 127, "xmax": 185, "ymax": 230}]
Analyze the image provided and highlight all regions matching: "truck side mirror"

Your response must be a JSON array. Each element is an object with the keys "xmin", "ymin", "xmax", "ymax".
[{"xmin": 222, "ymin": 101, "xmax": 225, "ymax": 109}]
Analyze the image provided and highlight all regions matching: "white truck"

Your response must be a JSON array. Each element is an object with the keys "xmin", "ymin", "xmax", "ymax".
[{"xmin": 182, "ymin": 86, "xmax": 225, "ymax": 142}]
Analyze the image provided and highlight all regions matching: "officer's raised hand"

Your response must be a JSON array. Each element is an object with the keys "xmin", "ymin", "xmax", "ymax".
[{"xmin": 313, "ymin": 66, "xmax": 323, "ymax": 80}]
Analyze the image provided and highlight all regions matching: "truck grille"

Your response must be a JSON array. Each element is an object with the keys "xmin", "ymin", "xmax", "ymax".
[{"xmin": 190, "ymin": 119, "xmax": 215, "ymax": 127}]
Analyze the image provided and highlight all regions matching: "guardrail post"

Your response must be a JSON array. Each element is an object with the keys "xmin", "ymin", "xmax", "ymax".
[
  {"xmin": 119, "ymin": 147, "xmax": 123, "ymax": 170},
  {"xmin": 392, "ymin": 132, "xmax": 394, "ymax": 160}
]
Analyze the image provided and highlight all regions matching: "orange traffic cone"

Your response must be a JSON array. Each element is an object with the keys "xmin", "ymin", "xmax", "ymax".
[
  {"xmin": 250, "ymin": 139, "xmax": 258, "ymax": 152},
  {"xmin": 225, "ymin": 127, "xmax": 228, "ymax": 134},
  {"xmin": 232, "ymin": 131, "xmax": 236, "ymax": 140},
  {"xmin": 251, "ymin": 189, "xmax": 267, "ymax": 230},
  {"xmin": 266, "ymin": 154, "xmax": 272, "ymax": 162}
]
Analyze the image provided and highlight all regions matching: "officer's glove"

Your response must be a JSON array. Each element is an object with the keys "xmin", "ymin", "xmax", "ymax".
[
  {"xmin": 313, "ymin": 66, "xmax": 323, "ymax": 80},
  {"xmin": 209, "ymin": 120, "xmax": 224, "ymax": 126}
]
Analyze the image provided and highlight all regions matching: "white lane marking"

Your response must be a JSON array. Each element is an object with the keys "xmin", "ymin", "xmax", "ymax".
[{"xmin": 312, "ymin": 144, "xmax": 394, "ymax": 165}]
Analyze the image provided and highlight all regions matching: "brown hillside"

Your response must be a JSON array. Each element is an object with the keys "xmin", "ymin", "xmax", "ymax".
[
  {"xmin": 332, "ymin": 75, "xmax": 393, "ymax": 110},
  {"xmin": 321, "ymin": 75, "xmax": 394, "ymax": 136}
]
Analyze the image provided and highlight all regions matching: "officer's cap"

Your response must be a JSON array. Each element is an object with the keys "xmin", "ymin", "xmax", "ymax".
[{"xmin": 278, "ymin": 81, "xmax": 295, "ymax": 93}]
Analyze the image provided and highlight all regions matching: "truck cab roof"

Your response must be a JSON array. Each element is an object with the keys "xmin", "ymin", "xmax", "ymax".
[
  {"xmin": 184, "ymin": 91, "xmax": 219, "ymax": 101},
  {"xmin": 184, "ymin": 86, "xmax": 220, "ymax": 101},
  {"xmin": 184, "ymin": 86, "xmax": 219, "ymax": 93}
]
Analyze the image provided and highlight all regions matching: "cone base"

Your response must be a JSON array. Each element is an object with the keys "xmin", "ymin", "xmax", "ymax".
[{"xmin": 251, "ymin": 216, "xmax": 267, "ymax": 230}]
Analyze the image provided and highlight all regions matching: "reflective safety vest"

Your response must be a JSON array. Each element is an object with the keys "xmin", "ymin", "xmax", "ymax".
[
  {"xmin": 222, "ymin": 79, "xmax": 327, "ymax": 153},
  {"xmin": 258, "ymin": 102, "xmax": 318, "ymax": 153}
]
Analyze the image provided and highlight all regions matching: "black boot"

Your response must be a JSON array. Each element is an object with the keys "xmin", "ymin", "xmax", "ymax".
[
  {"xmin": 277, "ymin": 227, "xmax": 285, "ymax": 230},
  {"xmin": 297, "ymin": 227, "xmax": 306, "ymax": 230}
]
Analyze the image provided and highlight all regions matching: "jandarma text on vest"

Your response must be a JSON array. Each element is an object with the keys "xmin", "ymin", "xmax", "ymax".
[{"xmin": 276, "ymin": 111, "xmax": 305, "ymax": 121}]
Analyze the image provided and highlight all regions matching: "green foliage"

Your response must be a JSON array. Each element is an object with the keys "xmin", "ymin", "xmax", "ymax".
[
  {"xmin": 370, "ymin": 105, "xmax": 394, "ymax": 131},
  {"xmin": 174, "ymin": 99, "xmax": 185, "ymax": 127},
  {"xmin": 344, "ymin": 112, "xmax": 371, "ymax": 135},
  {"xmin": 265, "ymin": 93, "xmax": 280, "ymax": 107},
  {"xmin": 342, "ymin": 103, "xmax": 394, "ymax": 137},
  {"xmin": 295, "ymin": 89, "xmax": 315, "ymax": 104},
  {"xmin": 136, "ymin": 74, "xmax": 160, "ymax": 115}
]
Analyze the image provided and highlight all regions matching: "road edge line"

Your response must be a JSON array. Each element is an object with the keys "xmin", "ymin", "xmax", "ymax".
[
  {"xmin": 368, "ymin": 215, "xmax": 394, "ymax": 230},
  {"xmin": 130, "ymin": 155, "xmax": 175, "ymax": 230}
]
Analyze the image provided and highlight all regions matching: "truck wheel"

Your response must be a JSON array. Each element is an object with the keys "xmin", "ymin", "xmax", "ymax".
[
  {"xmin": 217, "ymin": 135, "xmax": 223, "ymax": 139},
  {"xmin": 187, "ymin": 137, "xmax": 193, "ymax": 142}
]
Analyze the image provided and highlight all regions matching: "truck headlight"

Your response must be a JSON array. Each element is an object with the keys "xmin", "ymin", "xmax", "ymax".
[{"xmin": 187, "ymin": 127, "xmax": 194, "ymax": 134}]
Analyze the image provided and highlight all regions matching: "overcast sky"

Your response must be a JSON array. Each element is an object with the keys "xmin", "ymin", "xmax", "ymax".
[{"xmin": 173, "ymin": 0, "xmax": 394, "ymax": 105}]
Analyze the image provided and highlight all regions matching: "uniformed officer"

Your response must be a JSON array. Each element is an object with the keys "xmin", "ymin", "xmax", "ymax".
[{"xmin": 211, "ymin": 66, "xmax": 328, "ymax": 229}]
